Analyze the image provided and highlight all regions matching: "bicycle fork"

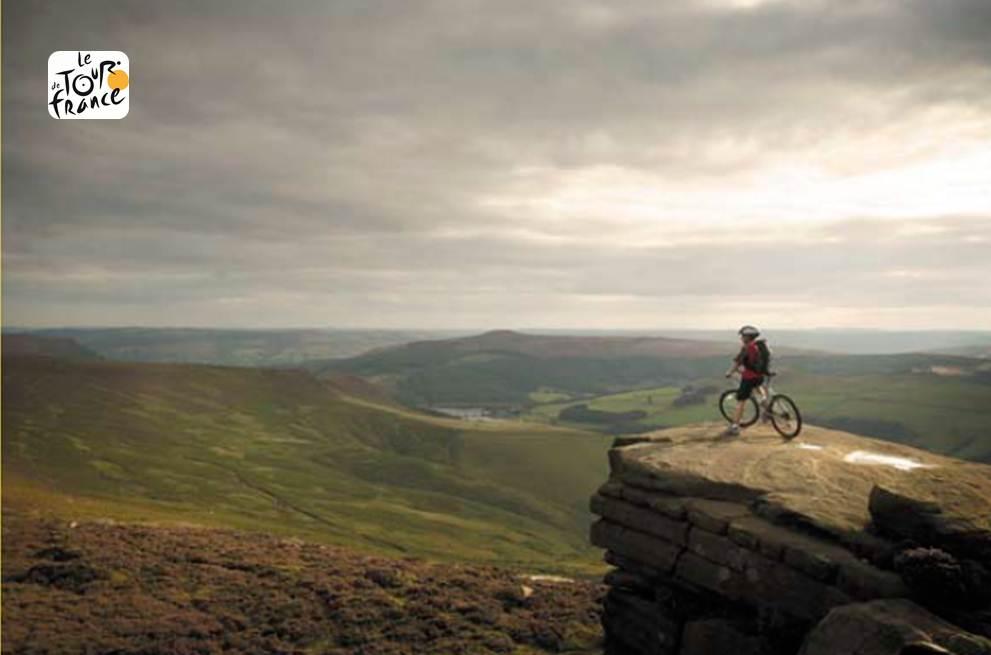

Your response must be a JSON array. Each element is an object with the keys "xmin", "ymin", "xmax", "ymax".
[{"xmin": 758, "ymin": 385, "xmax": 772, "ymax": 423}]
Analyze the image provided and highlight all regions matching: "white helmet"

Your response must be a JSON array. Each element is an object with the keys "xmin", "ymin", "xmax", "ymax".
[{"xmin": 738, "ymin": 325, "xmax": 760, "ymax": 338}]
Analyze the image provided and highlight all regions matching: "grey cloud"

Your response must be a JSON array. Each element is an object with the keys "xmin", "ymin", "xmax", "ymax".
[
  {"xmin": 5, "ymin": 216, "xmax": 988, "ymax": 317},
  {"xmin": 3, "ymin": 0, "xmax": 990, "ymax": 328}
]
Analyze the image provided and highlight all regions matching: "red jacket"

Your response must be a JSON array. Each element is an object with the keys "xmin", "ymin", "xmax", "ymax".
[{"xmin": 737, "ymin": 341, "xmax": 763, "ymax": 381}]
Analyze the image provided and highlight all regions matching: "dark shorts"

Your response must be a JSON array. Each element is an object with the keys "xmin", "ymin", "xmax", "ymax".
[{"xmin": 736, "ymin": 376, "xmax": 764, "ymax": 401}]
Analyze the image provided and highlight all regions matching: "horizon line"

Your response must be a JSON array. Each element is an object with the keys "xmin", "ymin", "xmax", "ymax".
[{"xmin": 4, "ymin": 325, "xmax": 991, "ymax": 334}]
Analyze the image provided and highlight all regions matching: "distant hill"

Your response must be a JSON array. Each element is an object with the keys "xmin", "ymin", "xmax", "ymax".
[
  {"xmin": 316, "ymin": 330, "xmax": 989, "ymax": 408},
  {"xmin": 2, "ymin": 355, "xmax": 610, "ymax": 570},
  {"xmin": 785, "ymin": 351, "xmax": 989, "ymax": 377},
  {"xmin": 2, "ymin": 334, "xmax": 101, "ymax": 360},
  {"xmin": 302, "ymin": 330, "xmax": 991, "ymax": 461},
  {"xmin": 4, "ymin": 327, "xmax": 465, "ymax": 366},
  {"xmin": 315, "ymin": 330, "xmax": 766, "ymax": 406},
  {"xmin": 659, "ymin": 328, "xmax": 991, "ymax": 355},
  {"xmin": 929, "ymin": 343, "xmax": 991, "ymax": 359},
  {"xmin": 363, "ymin": 329, "xmax": 733, "ymax": 359}
]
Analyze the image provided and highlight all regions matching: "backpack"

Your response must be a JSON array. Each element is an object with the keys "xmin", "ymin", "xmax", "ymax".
[{"xmin": 754, "ymin": 339, "xmax": 772, "ymax": 374}]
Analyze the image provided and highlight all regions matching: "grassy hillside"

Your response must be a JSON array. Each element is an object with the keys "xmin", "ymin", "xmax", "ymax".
[
  {"xmin": 8, "ymin": 327, "xmax": 464, "ymax": 366},
  {"xmin": 524, "ymin": 367, "xmax": 991, "ymax": 462},
  {"xmin": 2, "ymin": 357, "xmax": 610, "ymax": 573}
]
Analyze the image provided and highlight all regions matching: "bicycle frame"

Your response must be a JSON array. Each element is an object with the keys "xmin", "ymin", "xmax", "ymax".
[
  {"xmin": 759, "ymin": 376, "xmax": 774, "ymax": 402},
  {"xmin": 721, "ymin": 368, "xmax": 803, "ymax": 438},
  {"xmin": 726, "ymin": 368, "xmax": 773, "ymax": 408}
]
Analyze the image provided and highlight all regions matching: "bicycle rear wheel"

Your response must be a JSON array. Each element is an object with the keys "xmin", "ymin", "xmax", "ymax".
[
  {"xmin": 718, "ymin": 389, "xmax": 759, "ymax": 427},
  {"xmin": 769, "ymin": 394, "xmax": 802, "ymax": 440}
]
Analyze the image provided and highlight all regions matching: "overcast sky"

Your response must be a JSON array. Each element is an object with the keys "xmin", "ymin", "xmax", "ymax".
[{"xmin": 3, "ymin": 0, "xmax": 990, "ymax": 329}]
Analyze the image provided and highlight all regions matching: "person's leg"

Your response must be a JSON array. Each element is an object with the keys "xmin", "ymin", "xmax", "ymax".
[
  {"xmin": 733, "ymin": 398, "xmax": 747, "ymax": 424},
  {"xmin": 723, "ymin": 379, "xmax": 753, "ymax": 435}
]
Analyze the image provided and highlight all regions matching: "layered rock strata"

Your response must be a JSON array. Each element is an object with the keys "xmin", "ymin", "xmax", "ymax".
[{"xmin": 590, "ymin": 423, "xmax": 991, "ymax": 655}]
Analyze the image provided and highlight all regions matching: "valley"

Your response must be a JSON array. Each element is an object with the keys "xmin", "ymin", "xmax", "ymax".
[{"xmin": 2, "ymin": 355, "xmax": 611, "ymax": 573}]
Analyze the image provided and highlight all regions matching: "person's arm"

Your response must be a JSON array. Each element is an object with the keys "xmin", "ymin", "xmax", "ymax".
[{"xmin": 726, "ymin": 347, "xmax": 744, "ymax": 377}]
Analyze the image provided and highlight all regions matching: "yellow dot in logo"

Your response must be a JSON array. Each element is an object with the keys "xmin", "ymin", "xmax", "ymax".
[{"xmin": 108, "ymin": 69, "xmax": 129, "ymax": 91}]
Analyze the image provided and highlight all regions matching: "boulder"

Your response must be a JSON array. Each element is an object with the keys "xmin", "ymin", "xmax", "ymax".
[
  {"xmin": 869, "ymin": 486, "xmax": 991, "ymax": 566},
  {"xmin": 799, "ymin": 599, "xmax": 991, "ymax": 655}
]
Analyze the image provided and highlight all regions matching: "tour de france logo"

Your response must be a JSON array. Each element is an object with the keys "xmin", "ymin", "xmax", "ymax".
[{"xmin": 48, "ymin": 51, "xmax": 129, "ymax": 119}]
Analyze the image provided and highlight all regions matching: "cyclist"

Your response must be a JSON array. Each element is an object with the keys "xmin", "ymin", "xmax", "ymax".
[{"xmin": 722, "ymin": 325, "xmax": 770, "ymax": 436}]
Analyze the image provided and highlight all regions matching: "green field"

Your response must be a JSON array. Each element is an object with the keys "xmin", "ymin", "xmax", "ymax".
[
  {"xmin": 523, "ymin": 370, "xmax": 991, "ymax": 462},
  {"xmin": 2, "ymin": 357, "xmax": 611, "ymax": 573}
]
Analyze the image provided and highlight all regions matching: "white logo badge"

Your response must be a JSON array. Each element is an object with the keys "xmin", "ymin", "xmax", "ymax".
[{"xmin": 48, "ymin": 51, "xmax": 129, "ymax": 119}]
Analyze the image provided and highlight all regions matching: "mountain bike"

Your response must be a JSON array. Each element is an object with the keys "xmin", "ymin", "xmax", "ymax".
[{"xmin": 718, "ymin": 372, "xmax": 803, "ymax": 439}]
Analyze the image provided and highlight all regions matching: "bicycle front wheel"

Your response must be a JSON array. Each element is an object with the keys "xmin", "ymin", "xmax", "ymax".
[
  {"xmin": 718, "ymin": 389, "xmax": 759, "ymax": 427},
  {"xmin": 769, "ymin": 394, "xmax": 802, "ymax": 440}
]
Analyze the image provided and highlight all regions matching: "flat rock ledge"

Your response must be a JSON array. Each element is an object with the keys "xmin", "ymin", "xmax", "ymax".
[{"xmin": 590, "ymin": 423, "xmax": 991, "ymax": 655}]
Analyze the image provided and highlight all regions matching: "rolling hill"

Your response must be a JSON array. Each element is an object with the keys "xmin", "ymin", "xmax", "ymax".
[
  {"xmin": 2, "ymin": 334, "xmax": 102, "ymax": 360},
  {"xmin": 660, "ymin": 328, "xmax": 991, "ymax": 355},
  {"xmin": 324, "ymin": 329, "xmax": 733, "ymax": 362},
  {"xmin": 5, "ymin": 327, "xmax": 465, "ymax": 367},
  {"xmin": 6, "ymin": 331, "xmax": 988, "ymax": 573},
  {"xmin": 931, "ymin": 343, "xmax": 991, "ymax": 359},
  {"xmin": 2, "ymin": 355, "xmax": 611, "ymax": 573},
  {"xmin": 315, "ymin": 330, "xmax": 990, "ymax": 415},
  {"xmin": 314, "ymin": 330, "xmax": 758, "ymax": 406}
]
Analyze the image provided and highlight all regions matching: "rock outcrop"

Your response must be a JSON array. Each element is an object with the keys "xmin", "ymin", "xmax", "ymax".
[
  {"xmin": 800, "ymin": 600, "xmax": 991, "ymax": 655},
  {"xmin": 590, "ymin": 423, "xmax": 991, "ymax": 655}
]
